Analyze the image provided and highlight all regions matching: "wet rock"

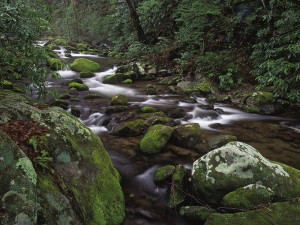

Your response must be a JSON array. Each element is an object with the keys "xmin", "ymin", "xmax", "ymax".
[
  {"xmin": 140, "ymin": 124, "xmax": 173, "ymax": 154},
  {"xmin": 0, "ymin": 90, "xmax": 125, "ymax": 225},
  {"xmin": 244, "ymin": 91, "xmax": 280, "ymax": 114},
  {"xmin": 146, "ymin": 84, "xmax": 157, "ymax": 95},
  {"xmin": 69, "ymin": 87, "xmax": 79, "ymax": 95},
  {"xmin": 158, "ymin": 75, "xmax": 180, "ymax": 85},
  {"xmin": 71, "ymin": 105, "xmax": 81, "ymax": 117},
  {"xmin": 111, "ymin": 119, "xmax": 146, "ymax": 137},
  {"xmin": 169, "ymin": 165, "xmax": 187, "ymax": 208},
  {"xmin": 103, "ymin": 73, "xmax": 131, "ymax": 84},
  {"xmin": 171, "ymin": 123, "xmax": 203, "ymax": 149},
  {"xmin": 105, "ymin": 105, "xmax": 128, "ymax": 114},
  {"xmin": 214, "ymin": 108, "xmax": 224, "ymax": 114},
  {"xmin": 49, "ymin": 100, "xmax": 68, "ymax": 110},
  {"xmin": 192, "ymin": 141, "xmax": 300, "ymax": 205},
  {"xmin": 222, "ymin": 184, "xmax": 274, "ymax": 210},
  {"xmin": 154, "ymin": 165, "xmax": 175, "ymax": 184},
  {"xmin": 180, "ymin": 97, "xmax": 197, "ymax": 104},
  {"xmin": 208, "ymin": 135, "xmax": 237, "ymax": 149},
  {"xmin": 205, "ymin": 198, "xmax": 300, "ymax": 225},
  {"xmin": 167, "ymin": 108, "xmax": 185, "ymax": 118},
  {"xmin": 145, "ymin": 116, "xmax": 179, "ymax": 127},
  {"xmin": 140, "ymin": 106, "xmax": 158, "ymax": 113},
  {"xmin": 59, "ymin": 93, "xmax": 71, "ymax": 100},
  {"xmin": 70, "ymin": 58, "xmax": 100, "ymax": 72},
  {"xmin": 111, "ymin": 94, "xmax": 128, "ymax": 106},
  {"xmin": 47, "ymin": 58, "xmax": 63, "ymax": 70},
  {"xmin": 65, "ymin": 52, "xmax": 72, "ymax": 57},
  {"xmin": 180, "ymin": 206, "xmax": 215, "ymax": 221},
  {"xmin": 198, "ymin": 104, "xmax": 214, "ymax": 110},
  {"xmin": 139, "ymin": 111, "xmax": 165, "ymax": 119},
  {"xmin": 83, "ymin": 93, "xmax": 103, "ymax": 99},
  {"xmin": 68, "ymin": 82, "xmax": 89, "ymax": 91},
  {"xmin": 177, "ymin": 81, "xmax": 210, "ymax": 94},
  {"xmin": 80, "ymin": 71, "xmax": 94, "ymax": 78}
]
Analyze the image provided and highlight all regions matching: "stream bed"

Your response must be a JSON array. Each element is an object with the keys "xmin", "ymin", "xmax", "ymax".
[{"xmin": 45, "ymin": 45, "xmax": 300, "ymax": 225}]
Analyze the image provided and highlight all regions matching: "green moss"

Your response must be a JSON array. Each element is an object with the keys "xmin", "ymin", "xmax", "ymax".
[
  {"xmin": 1, "ymin": 80, "xmax": 14, "ymax": 89},
  {"xmin": 105, "ymin": 106, "xmax": 128, "ymax": 114},
  {"xmin": 139, "ymin": 111, "xmax": 165, "ymax": 119},
  {"xmin": 121, "ymin": 79, "xmax": 132, "ymax": 84},
  {"xmin": 141, "ymin": 106, "xmax": 158, "ymax": 113},
  {"xmin": 70, "ymin": 58, "xmax": 100, "ymax": 72},
  {"xmin": 16, "ymin": 158, "xmax": 37, "ymax": 185},
  {"xmin": 13, "ymin": 86, "xmax": 25, "ymax": 93},
  {"xmin": 111, "ymin": 94, "xmax": 128, "ymax": 106},
  {"xmin": 47, "ymin": 58, "xmax": 63, "ymax": 70},
  {"xmin": 71, "ymin": 106, "xmax": 81, "ymax": 117},
  {"xmin": 243, "ymin": 105, "xmax": 262, "ymax": 114},
  {"xmin": 145, "ymin": 116, "xmax": 179, "ymax": 127},
  {"xmin": 222, "ymin": 184, "xmax": 274, "ymax": 210},
  {"xmin": 140, "ymin": 124, "xmax": 173, "ymax": 154},
  {"xmin": 80, "ymin": 71, "xmax": 94, "ymax": 78},
  {"xmin": 154, "ymin": 165, "xmax": 175, "ymax": 183},
  {"xmin": 64, "ymin": 78, "xmax": 83, "ymax": 86},
  {"xmin": 59, "ymin": 94, "xmax": 71, "ymax": 100},
  {"xmin": 47, "ymin": 44, "xmax": 60, "ymax": 51},
  {"xmin": 205, "ymin": 198, "xmax": 300, "ymax": 225},
  {"xmin": 169, "ymin": 165, "xmax": 187, "ymax": 208},
  {"xmin": 111, "ymin": 119, "xmax": 146, "ymax": 136},
  {"xmin": 180, "ymin": 206, "xmax": 214, "ymax": 221},
  {"xmin": 68, "ymin": 82, "xmax": 89, "ymax": 91},
  {"xmin": 50, "ymin": 100, "xmax": 68, "ymax": 110},
  {"xmin": 103, "ymin": 73, "xmax": 129, "ymax": 84},
  {"xmin": 171, "ymin": 123, "xmax": 202, "ymax": 149},
  {"xmin": 69, "ymin": 98, "xmax": 79, "ymax": 102}
]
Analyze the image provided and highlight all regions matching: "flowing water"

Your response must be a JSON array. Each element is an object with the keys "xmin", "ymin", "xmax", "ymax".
[{"xmin": 47, "ymin": 46, "xmax": 300, "ymax": 225}]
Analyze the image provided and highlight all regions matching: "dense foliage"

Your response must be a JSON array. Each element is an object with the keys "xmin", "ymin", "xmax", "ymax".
[{"xmin": 0, "ymin": 0, "xmax": 58, "ymax": 98}]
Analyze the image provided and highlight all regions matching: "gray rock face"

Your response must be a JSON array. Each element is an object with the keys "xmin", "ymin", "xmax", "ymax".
[{"xmin": 192, "ymin": 141, "xmax": 300, "ymax": 205}]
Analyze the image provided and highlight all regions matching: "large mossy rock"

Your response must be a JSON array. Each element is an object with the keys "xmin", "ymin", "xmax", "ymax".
[
  {"xmin": 111, "ymin": 94, "xmax": 128, "ymax": 106},
  {"xmin": 244, "ymin": 91, "xmax": 278, "ymax": 114},
  {"xmin": 205, "ymin": 197, "xmax": 300, "ymax": 225},
  {"xmin": 154, "ymin": 165, "xmax": 175, "ymax": 184},
  {"xmin": 0, "ymin": 90, "xmax": 125, "ymax": 225},
  {"xmin": 169, "ymin": 165, "xmax": 187, "ymax": 208},
  {"xmin": 180, "ymin": 206, "xmax": 215, "ymax": 222},
  {"xmin": 68, "ymin": 82, "xmax": 89, "ymax": 91},
  {"xmin": 140, "ymin": 125, "xmax": 173, "ymax": 154},
  {"xmin": 70, "ymin": 58, "xmax": 100, "ymax": 72},
  {"xmin": 171, "ymin": 123, "xmax": 202, "ymax": 149},
  {"xmin": 102, "ymin": 73, "xmax": 131, "ymax": 84},
  {"xmin": 192, "ymin": 141, "xmax": 300, "ymax": 205}
]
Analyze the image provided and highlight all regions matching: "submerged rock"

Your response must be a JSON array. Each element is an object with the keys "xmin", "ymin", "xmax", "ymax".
[
  {"xmin": 154, "ymin": 165, "xmax": 175, "ymax": 184},
  {"xmin": 208, "ymin": 135, "xmax": 237, "ymax": 149},
  {"xmin": 0, "ymin": 90, "xmax": 125, "ymax": 225},
  {"xmin": 70, "ymin": 58, "xmax": 100, "ymax": 72},
  {"xmin": 192, "ymin": 141, "xmax": 300, "ymax": 205},
  {"xmin": 140, "ymin": 124, "xmax": 173, "ymax": 154}
]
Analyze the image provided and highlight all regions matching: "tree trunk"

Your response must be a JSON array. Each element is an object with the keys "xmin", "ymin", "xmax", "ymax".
[
  {"xmin": 125, "ymin": 0, "xmax": 147, "ymax": 43},
  {"xmin": 71, "ymin": 0, "xmax": 80, "ymax": 39}
]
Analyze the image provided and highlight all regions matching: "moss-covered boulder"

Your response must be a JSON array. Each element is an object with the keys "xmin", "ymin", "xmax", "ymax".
[
  {"xmin": 0, "ymin": 130, "xmax": 38, "ymax": 224},
  {"xmin": 244, "ymin": 92, "xmax": 278, "ymax": 115},
  {"xmin": 0, "ymin": 90, "xmax": 125, "ymax": 225},
  {"xmin": 146, "ymin": 84, "xmax": 157, "ymax": 95},
  {"xmin": 208, "ymin": 135, "xmax": 237, "ymax": 149},
  {"xmin": 47, "ymin": 58, "xmax": 63, "ymax": 70},
  {"xmin": 121, "ymin": 79, "xmax": 132, "ymax": 84},
  {"xmin": 177, "ymin": 81, "xmax": 210, "ymax": 94},
  {"xmin": 111, "ymin": 119, "xmax": 145, "ymax": 137},
  {"xmin": 64, "ymin": 78, "xmax": 83, "ymax": 86},
  {"xmin": 111, "ymin": 94, "xmax": 128, "ymax": 106},
  {"xmin": 59, "ymin": 93, "xmax": 71, "ymax": 100},
  {"xmin": 167, "ymin": 108, "xmax": 185, "ymax": 118},
  {"xmin": 70, "ymin": 58, "xmax": 100, "ymax": 72},
  {"xmin": 68, "ymin": 82, "xmax": 89, "ymax": 91},
  {"xmin": 180, "ymin": 206, "xmax": 215, "ymax": 222},
  {"xmin": 140, "ymin": 125, "xmax": 173, "ymax": 154},
  {"xmin": 47, "ymin": 44, "xmax": 60, "ymax": 51},
  {"xmin": 140, "ymin": 106, "xmax": 158, "ymax": 113},
  {"xmin": 154, "ymin": 165, "xmax": 175, "ymax": 184},
  {"xmin": 222, "ymin": 184, "xmax": 274, "ymax": 210},
  {"xmin": 205, "ymin": 198, "xmax": 300, "ymax": 225},
  {"xmin": 80, "ymin": 71, "xmax": 94, "ymax": 78},
  {"xmin": 192, "ymin": 142, "xmax": 300, "ymax": 205},
  {"xmin": 139, "ymin": 111, "xmax": 165, "ymax": 119},
  {"xmin": 171, "ymin": 123, "xmax": 202, "ymax": 149},
  {"xmin": 169, "ymin": 165, "xmax": 187, "ymax": 208}
]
